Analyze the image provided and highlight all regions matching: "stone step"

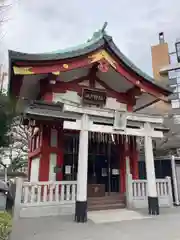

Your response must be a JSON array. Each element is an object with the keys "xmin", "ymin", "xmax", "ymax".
[
  {"xmin": 88, "ymin": 197, "xmax": 125, "ymax": 205},
  {"xmin": 88, "ymin": 202, "xmax": 125, "ymax": 211},
  {"xmin": 89, "ymin": 193, "xmax": 124, "ymax": 198},
  {"xmin": 88, "ymin": 194, "xmax": 126, "ymax": 211},
  {"xmin": 88, "ymin": 195, "xmax": 125, "ymax": 204}
]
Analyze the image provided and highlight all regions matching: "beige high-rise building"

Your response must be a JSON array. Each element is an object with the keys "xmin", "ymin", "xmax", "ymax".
[
  {"xmin": 151, "ymin": 32, "xmax": 169, "ymax": 84},
  {"xmin": 151, "ymin": 32, "xmax": 171, "ymax": 114}
]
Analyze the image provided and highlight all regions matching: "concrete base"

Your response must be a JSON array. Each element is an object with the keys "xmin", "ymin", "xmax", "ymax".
[
  {"xmin": 20, "ymin": 203, "xmax": 75, "ymax": 218},
  {"xmin": 74, "ymin": 201, "xmax": 87, "ymax": 223},
  {"xmin": 148, "ymin": 196, "xmax": 159, "ymax": 215},
  {"xmin": 132, "ymin": 197, "xmax": 172, "ymax": 209}
]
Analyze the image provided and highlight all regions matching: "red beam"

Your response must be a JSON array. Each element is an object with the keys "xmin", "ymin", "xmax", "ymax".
[
  {"xmin": 89, "ymin": 65, "xmax": 97, "ymax": 88},
  {"xmin": 126, "ymin": 86, "xmax": 141, "ymax": 96},
  {"xmin": 113, "ymin": 61, "xmax": 168, "ymax": 100},
  {"xmin": 51, "ymin": 81, "xmax": 82, "ymax": 95},
  {"xmin": 14, "ymin": 58, "xmax": 91, "ymax": 75},
  {"xmin": 14, "ymin": 49, "xmax": 169, "ymax": 101}
]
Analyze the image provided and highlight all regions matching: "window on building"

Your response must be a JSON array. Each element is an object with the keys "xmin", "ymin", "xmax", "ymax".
[
  {"xmin": 169, "ymin": 70, "xmax": 177, "ymax": 79},
  {"xmin": 176, "ymin": 42, "xmax": 180, "ymax": 62},
  {"xmin": 176, "ymin": 77, "xmax": 180, "ymax": 84},
  {"xmin": 169, "ymin": 84, "xmax": 176, "ymax": 89},
  {"xmin": 173, "ymin": 85, "xmax": 180, "ymax": 92},
  {"xmin": 169, "ymin": 78, "xmax": 177, "ymax": 84},
  {"xmin": 174, "ymin": 86, "xmax": 177, "ymax": 93},
  {"xmin": 169, "ymin": 52, "xmax": 178, "ymax": 64},
  {"xmin": 176, "ymin": 69, "xmax": 180, "ymax": 78},
  {"xmin": 172, "ymin": 84, "xmax": 180, "ymax": 95},
  {"xmin": 50, "ymin": 129, "xmax": 58, "ymax": 147},
  {"xmin": 172, "ymin": 99, "xmax": 180, "ymax": 108},
  {"xmin": 177, "ymin": 85, "xmax": 180, "ymax": 92}
]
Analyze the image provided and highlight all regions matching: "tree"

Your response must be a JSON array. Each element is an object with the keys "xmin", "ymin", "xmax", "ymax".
[
  {"xmin": 0, "ymin": 91, "xmax": 14, "ymax": 179},
  {"xmin": 0, "ymin": 64, "xmax": 7, "ymax": 91},
  {"xmin": 0, "ymin": 116, "xmax": 30, "ymax": 172},
  {"xmin": 0, "ymin": 0, "xmax": 11, "ymax": 40},
  {"xmin": 0, "ymin": 0, "xmax": 13, "ymax": 143},
  {"xmin": 7, "ymin": 117, "xmax": 29, "ymax": 171},
  {"xmin": 0, "ymin": 91, "xmax": 14, "ymax": 148}
]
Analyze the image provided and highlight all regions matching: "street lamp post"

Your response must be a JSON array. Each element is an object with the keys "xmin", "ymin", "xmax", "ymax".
[
  {"xmin": 4, "ymin": 165, "xmax": 7, "ymax": 183},
  {"xmin": 0, "ymin": 162, "xmax": 8, "ymax": 182},
  {"xmin": 171, "ymin": 155, "xmax": 180, "ymax": 206}
]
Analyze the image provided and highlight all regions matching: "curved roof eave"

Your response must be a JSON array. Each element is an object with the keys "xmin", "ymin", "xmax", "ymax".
[
  {"xmin": 104, "ymin": 36, "xmax": 172, "ymax": 94},
  {"xmin": 8, "ymin": 33, "xmax": 106, "ymax": 61},
  {"xmin": 8, "ymin": 31, "xmax": 172, "ymax": 94}
]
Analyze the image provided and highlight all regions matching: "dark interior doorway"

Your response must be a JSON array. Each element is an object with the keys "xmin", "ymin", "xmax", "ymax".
[{"xmin": 63, "ymin": 132, "xmax": 120, "ymax": 194}]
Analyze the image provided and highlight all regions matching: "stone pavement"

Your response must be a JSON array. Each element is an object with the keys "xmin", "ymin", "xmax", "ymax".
[
  {"xmin": 10, "ymin": 208, "xmax": 180, "ymax": 240},
  {"xmin": 88, "ymin": 209, "xmax": 151, "ymax": 223}
]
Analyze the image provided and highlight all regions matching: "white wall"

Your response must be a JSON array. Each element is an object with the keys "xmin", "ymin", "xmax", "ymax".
[
  {"xmin": 30, "ymin": 157, "xmax": 40, "ymax": 182},
  {"xmin": 49, "ymin": 153, "xmax": 57, "ymax": 181},
  {"xmin": 20, "ymin": 204, "xmax": 75, "ymax": 218},
  {"xmin": 53, "ymin": 90, "xmax": 127, "ymax": 111}
]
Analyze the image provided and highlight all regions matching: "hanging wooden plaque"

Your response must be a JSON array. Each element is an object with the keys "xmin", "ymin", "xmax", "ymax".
[{"xmin": 82, "ymin": 88, "xmax": 107, "ymax": 106}]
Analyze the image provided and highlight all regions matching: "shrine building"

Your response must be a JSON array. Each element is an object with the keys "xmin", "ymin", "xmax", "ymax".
[{"xmin": 8, "ymin": 25, "xmax": 172, "ymax": 222}]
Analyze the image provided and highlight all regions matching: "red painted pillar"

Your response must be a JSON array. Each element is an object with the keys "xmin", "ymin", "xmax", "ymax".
[
  {"xmin": 119, "ymin": 135, "xmax": 126, "ymax": 193},
  {"xmin": 129, "ymin": 136, "xmax": 133, "ymax": 178},
  {"xmin": 132, "ymin": 136, "xmax": 139, "ymax": 179},
  {"xmin": 120, "ymin": 135, "xmax": 139, "ymax": 193},
  {"xmin": 129, "ymin": 136, "xmax": 139, "ymax": 179},
  {"xmin": 38, "ymin": 84, "xmax": 52, "ymax": 181},
  {"xmin": 39, "ymin": 126, "xmax": 50, "ymax": 181},
  {"xmin": 56, "ymin": 125, "xmax": 64, "ymax": 181},
  {"xmin": 28, "ymin": 158, "xmax": 32, "ymax": 181},
  {"xmin": 28, "ymin": 136, "xmax": 32, "ymax": 180},
  {"xmin": 43, "ymin": 92, "xmax": 53, "ymax": 103}
]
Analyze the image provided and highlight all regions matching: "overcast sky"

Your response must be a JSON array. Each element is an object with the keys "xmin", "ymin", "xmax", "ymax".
[{"xmin": 1, "ymin": 0, "xmax": 180, "ymax": 76}]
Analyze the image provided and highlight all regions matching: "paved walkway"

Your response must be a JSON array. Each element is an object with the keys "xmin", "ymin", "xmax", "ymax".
[
  {"xmin": 88, "ymin": 209, "xmax": 151, "ymax": 223},
  {"xmin": 11, "ymin": 208, "xmax": 180, "ymax": 240}
]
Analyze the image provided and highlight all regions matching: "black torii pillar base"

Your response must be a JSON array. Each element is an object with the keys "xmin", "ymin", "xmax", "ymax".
[
  {"xmin": 74, "ymin": 201, "xmax": 87, "ymax": 223},
  {"xmin": 148, "ymin": 196, "xmax": 159, "ymax": 215}
]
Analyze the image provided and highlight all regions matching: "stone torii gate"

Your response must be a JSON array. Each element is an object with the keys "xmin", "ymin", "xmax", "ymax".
[{"xmin": 24, "ymin": 100, "xmax": 167, "ymax": 222}]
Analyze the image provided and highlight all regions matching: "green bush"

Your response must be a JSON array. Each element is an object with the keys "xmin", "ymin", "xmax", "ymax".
[{"xmin": 0, "ymin": 211, "xmax": 12, "ymax": 240}]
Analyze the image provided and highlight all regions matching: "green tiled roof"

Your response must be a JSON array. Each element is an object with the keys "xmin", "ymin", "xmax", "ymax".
[
  {"xmin": 52, "ymin": 30, "xmax": 104, "ymax": 55},
  {"xmin": 8, "ymin": 23, "xmax": 172, "ymax": 94}
]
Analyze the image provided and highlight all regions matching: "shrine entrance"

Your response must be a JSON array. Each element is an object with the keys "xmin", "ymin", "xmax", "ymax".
[
  {"xmin": 87, "ymin": 132, "xmax": 120, "ymax": 197},
  {"xmin": 63, "ymin": 131, "xmax": 120, "ymax": 197}
]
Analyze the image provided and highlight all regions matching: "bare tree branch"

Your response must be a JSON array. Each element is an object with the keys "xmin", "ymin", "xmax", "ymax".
[
  {"xmin": 0, "ymin": 0, "xmax": 13, "ymax": 42},
  {"xmin": 1, "ymin": 117, "xmax": 30, "ymax": 172}
]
